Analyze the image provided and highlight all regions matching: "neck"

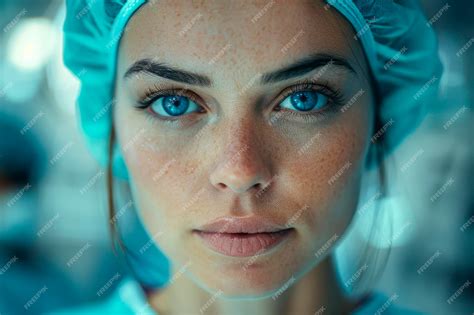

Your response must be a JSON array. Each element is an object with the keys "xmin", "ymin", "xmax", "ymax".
[{"xmin": 147, "ymin": 255, "xmax": 361, "ymax": 315}]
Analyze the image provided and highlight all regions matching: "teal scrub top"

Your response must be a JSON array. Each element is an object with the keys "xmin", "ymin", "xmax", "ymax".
[{"xmin": 49, "ymin": 277, "xmax": 425, "ymax": 315}]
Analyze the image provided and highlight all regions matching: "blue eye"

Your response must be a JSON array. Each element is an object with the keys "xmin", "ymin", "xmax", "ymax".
[
  {"xmin": 149, "ymin": 95, "xmax": 201, "ymax": 117},
  {"xmin": 280, "ymin": 90, "xmax": 328, "ymax": 112}
]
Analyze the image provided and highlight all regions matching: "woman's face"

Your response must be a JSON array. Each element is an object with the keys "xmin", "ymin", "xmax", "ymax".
[{"xmin": 114, "ymin": 0, "xmax": 374, "ymax": 297}]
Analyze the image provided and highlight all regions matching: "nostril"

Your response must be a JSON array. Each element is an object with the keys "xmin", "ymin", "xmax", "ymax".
[{"xmin": 215, "ymin": 182, "xmax": 262, "ymax": 194}]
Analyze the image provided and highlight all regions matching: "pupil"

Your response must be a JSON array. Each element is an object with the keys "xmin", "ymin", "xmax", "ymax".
[
  {"xmin": 291, "ymin": 91, "xmax": 316, "ymax": 111},
  {"xmin": 164, "ymin": 96, "xmax": 189, "ymax": 116}
]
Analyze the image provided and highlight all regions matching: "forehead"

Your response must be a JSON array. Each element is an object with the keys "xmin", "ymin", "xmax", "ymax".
[{"xmin": 119, "ymin": 0, "xmax": 366, "ymax": 82}]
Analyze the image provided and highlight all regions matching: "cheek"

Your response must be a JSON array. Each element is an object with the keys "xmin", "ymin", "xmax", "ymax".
[
  {"xmin": 122, "ymin": 140, "xmax": 204, "ymax": 263},
  {"xmin": 124, "ymin": 142, "xmax": 199, "ymax": 222},
  {"xmin": 281, "ymin": 100, "xmax": 371, "ymax": 248},
  {"xmin": 114, "ymin": 107, "xmax": 201, "ymax": 252}
]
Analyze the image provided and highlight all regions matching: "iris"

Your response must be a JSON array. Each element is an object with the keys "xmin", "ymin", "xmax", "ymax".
[
  {"xmin": 150, "ymin": 90, "xmax": 328, "ymax": 118},
  {"xmin": 151, "ymin": 95, "xmax": 199, "ymax": 117},
  {"xmin": 282, "ymin": 91, "xmax": 328, "ymax": 112},
  {"xmin": 162, "ymin": 95, "xmax": 188, "ymax": 116}
]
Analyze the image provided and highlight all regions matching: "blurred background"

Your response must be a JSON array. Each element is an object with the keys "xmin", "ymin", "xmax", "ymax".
[{"xmin": 0, "ymin": 0, "xmax": 472, "ymax": 314}]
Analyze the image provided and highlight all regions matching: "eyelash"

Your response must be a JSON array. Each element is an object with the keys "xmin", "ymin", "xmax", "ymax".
[
  {"xmin": 274, "ymin": 78, "xmax": 345, "ymax": 123},
  {"xmin": 135, "ymin": 78, "xmax": 346, "ymax": 124}
]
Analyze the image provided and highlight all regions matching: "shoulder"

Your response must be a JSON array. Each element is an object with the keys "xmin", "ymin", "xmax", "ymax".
[
  {"xmin": 48, "ymin": 277, "xmax": 156, "ymax": 315},
  {"xmin": 352, "ymin": 292, "xmax": 427, "ymax": 315}
]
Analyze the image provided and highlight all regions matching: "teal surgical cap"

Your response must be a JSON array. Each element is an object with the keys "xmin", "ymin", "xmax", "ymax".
[{"xmin": 63, "ymin": 0, "xmax": 443, "ymax": 289}]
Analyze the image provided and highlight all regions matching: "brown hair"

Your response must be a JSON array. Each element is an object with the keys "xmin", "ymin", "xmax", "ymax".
[{"xmin": 106, "ymin": 123, "xmax": 126, "ymax": 254}]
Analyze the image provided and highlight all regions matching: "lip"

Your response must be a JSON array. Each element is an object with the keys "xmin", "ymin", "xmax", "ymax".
[
  {"xmin": 193, "ymin": 216, "xmax": 294, "ymax": 257},
  {"xmin": 194, "ymin": 216, "xmax": 291, "ymax": 234}
]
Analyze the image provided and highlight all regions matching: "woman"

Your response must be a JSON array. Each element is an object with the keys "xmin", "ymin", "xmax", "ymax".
[{"xmin": 59, "ymin": 0, "xmax": 442, "ymax": 314}]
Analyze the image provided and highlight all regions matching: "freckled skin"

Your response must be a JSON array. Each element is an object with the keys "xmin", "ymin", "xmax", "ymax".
[{"xmin": 113, "ymin": 0, "xmax": 374, "ymax": 311}]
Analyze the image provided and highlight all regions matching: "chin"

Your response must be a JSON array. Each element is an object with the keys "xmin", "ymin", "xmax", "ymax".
[
  {"xmin": 187, "ymin": 258, "xmax": 304, "ymax": 299},
  {"xmin": 194, "ymin": 278, "xmax": 296, "ymax": 300}
]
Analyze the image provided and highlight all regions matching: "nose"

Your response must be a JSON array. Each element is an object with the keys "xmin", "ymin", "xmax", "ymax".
[{"xmin": 209, "ymin": 124, "xmax": 273, "ymax": 195}]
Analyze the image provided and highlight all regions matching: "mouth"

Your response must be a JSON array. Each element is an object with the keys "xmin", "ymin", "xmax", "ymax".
[
  {"xmin": 193, "ymin": 229, "xmax": 294, "ymax": 257},
  {"xmin": 192, "ymin": 216, "xmax": 294, "ymax": 257}
]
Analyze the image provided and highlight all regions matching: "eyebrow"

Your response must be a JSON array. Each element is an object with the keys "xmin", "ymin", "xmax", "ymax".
[
  {"xmin": 124, "ymin": 59, "xmax": 212, "ymax": 86},
  {"xmin": 123, "ymin": 53, "xmax": 356, "ymax": 86},
  {"xmin": 259, "ymin": 53, "xmax": 356, "ymax": 84}
]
